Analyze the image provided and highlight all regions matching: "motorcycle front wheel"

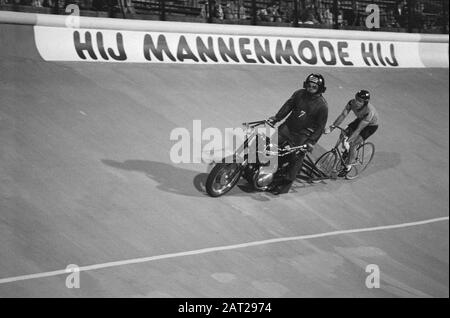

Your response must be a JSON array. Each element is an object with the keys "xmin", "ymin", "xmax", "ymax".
[{"xmin": 205, "ymin": 163, "xmax": 243, "ymax": 197}]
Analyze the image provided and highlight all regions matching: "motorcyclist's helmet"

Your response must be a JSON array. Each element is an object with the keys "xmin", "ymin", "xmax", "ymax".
[{"xmin": 303, "ymin": 73, "xmax": 326, "ymax": 93}]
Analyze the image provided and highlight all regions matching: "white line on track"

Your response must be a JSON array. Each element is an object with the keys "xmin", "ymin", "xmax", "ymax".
[{"xmin": 0, "ymin": 216, "xmax": 448, "ymax": 285}]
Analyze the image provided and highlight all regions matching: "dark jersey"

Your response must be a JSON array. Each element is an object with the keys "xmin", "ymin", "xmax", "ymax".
[{"xmin": 274, "ymin": 89, "xmax": 328, "ymax": 144}]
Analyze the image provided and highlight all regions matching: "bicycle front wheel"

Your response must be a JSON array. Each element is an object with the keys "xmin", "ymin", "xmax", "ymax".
[
  {"xmin": 346, "ymin": 142, "xmax": 375, "ymax": 180},
  {"xmin": 315, "ymin": 150, "xmax": 338, "ymax": 177}
]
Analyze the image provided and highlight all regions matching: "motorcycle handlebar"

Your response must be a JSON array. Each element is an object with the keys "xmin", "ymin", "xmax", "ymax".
[
  {"xmin": 266, "ymin": 144, "xmax": 309, "ymax": 157},
  {"xmin": 242, "ymin": 120, "xmax": 275, "ymax": 129}
]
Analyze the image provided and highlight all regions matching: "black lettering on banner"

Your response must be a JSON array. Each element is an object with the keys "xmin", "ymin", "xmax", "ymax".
[
  {"xmin": 337, "ymin": 41, "xmax": 353, "ymax": 66},
  {"xmin": 196, "ymin": 36, "xmax": 218, "ymax": 62},
  {"xmin": 385, "ymin": 44, "xmax": 399, "ymax": 66},
  {"xmin": 298, "ymin": 40, "xmax": 318, "ymax": 65},
  {"xmin": 107, "ymin": 33, "xmax": 127, "ymax": 61},
  {"xmin": 239, "ymin": 38, "xmax": 257, "ymax": 63},
  {"xmin": 361, "ymin": 42, "xmax": 378, "ymax": 66},
  {"xmin": 177, "ymin": 35, "xmax": 199, "ymax": 62},
  {"xmin": 376, "ymin": 43, "xmax": 387, "ymax": 66},
  {"xmin": 73, "ymin": 31, "xmax": 97, "ymax": 60},
  {"xmin": 96, "ymin": 32, "xmax": 109, "ymax": 60},
  {"xmin": 275, "ymin": 40, "xmax": 301, "ymax": 65},
  {"xmin": 143, "ymin": 34, "xmax": 176, "ymax": 62},
  {"xmin": 318, "ymin": 41, "xmax": 337, "ymax": 65},
  {"xmin": 218, "ymin": 37, "xmax": 239, "ymax": 62},
  {"xmin": 254, "ymin": 38, "xmax": 275, "ymax": 64}
]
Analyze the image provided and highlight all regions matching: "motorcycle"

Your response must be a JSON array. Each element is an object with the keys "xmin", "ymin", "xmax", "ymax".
[{"xmin": 205, "ymin": 120, "xmax": 308, "ymax": 197}]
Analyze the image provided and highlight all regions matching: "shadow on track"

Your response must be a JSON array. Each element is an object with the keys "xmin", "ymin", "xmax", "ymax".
[
  {"xmin": 101, "ymin": 151, "xmax": 400, "ymax": 199},
  {"xmin": 363, "ymin": 151, "xmax": 402, "ymax": 178},
  {"xmin": 101, "ymin": 159, "xmax": 272, "ymax": 201},
  {"xmin": 102, "ymin": 159, "xmax": 209, "ymax": 197}
]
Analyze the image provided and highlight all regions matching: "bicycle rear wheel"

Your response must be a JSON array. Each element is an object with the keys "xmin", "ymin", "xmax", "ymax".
[
  {"xmin": 314, "ymin": 150, "xmax": 338, "ymax": 177},
  {"xmin": 345, "ymin": 142, "xmax": 375, "ymax": 180}
]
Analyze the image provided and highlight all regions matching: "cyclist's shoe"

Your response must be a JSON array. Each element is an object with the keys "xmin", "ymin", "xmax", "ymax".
[{"xmin": 338, "ymin": 165, "xmax": 352, "ymax": 177}]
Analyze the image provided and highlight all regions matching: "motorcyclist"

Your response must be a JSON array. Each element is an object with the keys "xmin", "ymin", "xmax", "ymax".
[
  {"xmin": 324, "ymin": 89, "xmax": 379, "ymax": 176},
  {"xmin": 267, "ymin": 73, "xmax": 329, "ymax": 194}
]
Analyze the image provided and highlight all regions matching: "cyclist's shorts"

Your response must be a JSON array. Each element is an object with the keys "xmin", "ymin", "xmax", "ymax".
[{"xmin": 347, "ymin": 119, "xmax": 379, "ymax": 140}]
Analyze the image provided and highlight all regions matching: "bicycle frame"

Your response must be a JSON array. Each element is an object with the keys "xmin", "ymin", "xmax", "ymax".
[
  {"xmin": 299, "ymin": 154, "xmax": 330, "ymax": 181},
  {"xmin": 297, "ymin": 126, "xmax": 349, "ymax": 182},
  {"xmin": 332, "ymin": 126, "xmax": 370, "ymax": 170},
  {"xmin": 331, "ymin": 128, "xmax": 349, "ymax": 170}
]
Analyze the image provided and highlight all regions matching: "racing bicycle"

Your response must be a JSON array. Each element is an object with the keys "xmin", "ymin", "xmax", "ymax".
[{"xmin": 314, "ymin": 126, "xmax": 375, "ymax": 180}]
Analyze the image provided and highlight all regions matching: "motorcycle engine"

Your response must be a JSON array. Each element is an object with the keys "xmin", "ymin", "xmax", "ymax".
[{"xmin": 253, "ymin": 170, "xmax": 274, "ymax": 189}]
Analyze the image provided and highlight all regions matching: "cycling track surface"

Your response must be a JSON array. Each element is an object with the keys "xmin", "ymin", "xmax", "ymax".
[{"xmin": 0, "ymin": 24, "xmax": 448, "ymax": 297}]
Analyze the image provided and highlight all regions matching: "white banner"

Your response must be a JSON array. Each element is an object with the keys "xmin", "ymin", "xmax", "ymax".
[{"xmin": 34, "ymin": 26, "xmax": 428, "ymax": 68}]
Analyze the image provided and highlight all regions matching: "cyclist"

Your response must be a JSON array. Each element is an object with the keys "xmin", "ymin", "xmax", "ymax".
[
  {"xmin": 267, "ymin": 73, "xmax": 329, "ymax": 194},
  {"xmin": 325, "ymin": 90, "xmax": 379, "ymax": 176}
]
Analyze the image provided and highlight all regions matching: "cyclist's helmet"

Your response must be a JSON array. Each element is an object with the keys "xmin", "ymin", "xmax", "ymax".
[
  {"xmin": 303, "ymin": 73, "xmax": 326, "ymax": 93},
  {"xmin": 355, "ymin": 90, "xmax": 370, "ymax": 105}
]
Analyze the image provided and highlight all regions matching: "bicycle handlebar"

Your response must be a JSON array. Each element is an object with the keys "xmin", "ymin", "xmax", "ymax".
[{"xmin": 329, "ymin": 126, "xmax": 350, "ymax": 149}]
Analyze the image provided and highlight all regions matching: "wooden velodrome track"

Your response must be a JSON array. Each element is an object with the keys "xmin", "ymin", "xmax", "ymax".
[{"xmin": 0, "ymin": 24, "xmax": 448, "ymax": 297}]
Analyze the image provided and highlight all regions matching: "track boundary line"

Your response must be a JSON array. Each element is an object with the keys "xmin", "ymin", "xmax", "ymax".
[{"xmin": 0, "ymin": 216, "xmax": 448, "ymax": 285}]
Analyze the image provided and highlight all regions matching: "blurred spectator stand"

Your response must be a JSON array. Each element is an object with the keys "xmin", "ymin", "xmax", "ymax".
[{"xmin": 0, "ymin": 0, "xmax": 447, "ymax": 33}]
